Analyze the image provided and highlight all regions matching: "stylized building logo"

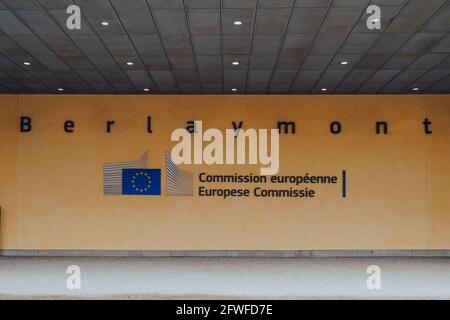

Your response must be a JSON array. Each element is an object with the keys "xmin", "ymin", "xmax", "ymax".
[
  {"xmin": 165, "ymin": 152, "xmax": 193, "ymax": 196},
  {"xmin": 103, "ymin": 151, "xmax": 161, "ymax": 195}
]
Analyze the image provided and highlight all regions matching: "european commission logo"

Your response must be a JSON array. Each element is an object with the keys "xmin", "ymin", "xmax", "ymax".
[
  {"xmin": 103, "ymin": 152, "xmax": 161, "ymax": 196},
  {"xmin": 122, "ymin": 169, "xmax": 161, "ymax": 195}
]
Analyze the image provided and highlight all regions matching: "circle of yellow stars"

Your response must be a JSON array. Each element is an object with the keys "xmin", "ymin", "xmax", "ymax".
[{"xmin": 131, "ymin": 172, "xmax": 152, "ymax": 193}]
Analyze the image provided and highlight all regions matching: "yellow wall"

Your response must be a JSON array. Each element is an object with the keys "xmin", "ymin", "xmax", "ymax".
[{"xmin": 0, "ymin": 95, "xmax": 449, "ymax": 250}]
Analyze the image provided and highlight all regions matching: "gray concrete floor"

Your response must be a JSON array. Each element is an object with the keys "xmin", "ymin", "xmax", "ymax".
[{"xmin": 0, "ymin": 257, "xmax": 449, "ymax": 299}]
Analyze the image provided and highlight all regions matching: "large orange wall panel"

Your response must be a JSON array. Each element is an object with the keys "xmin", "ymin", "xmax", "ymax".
[{"xmin": 0, "ymin": 95, "xmax": 448, "ymax": 250}]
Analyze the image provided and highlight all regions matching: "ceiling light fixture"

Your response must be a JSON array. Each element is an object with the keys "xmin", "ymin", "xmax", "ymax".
[
  {"xmin": 57, "ymin": 88, "xmax": 64, "ymax": 92},
  {"xmin": 231, "ymin": 88, "xmax": 238, "ymax": 92},
  {"xmin": 101, "ymin": 21, "xmax": 109, "ymax": 26},
  {"xmin": 23, "ymin": 62, "xmax": 31, "ymax": 66},
  {"xmin": 340, "ymin": 61, "xmax": 349, "ymax": 65},
  {"xmin": 144, "ymin": 88, "xmax": 150, "ymax": 92},
  {"xmin": 232, "ymin": 61, "xmax": 239, "ymax": 66},
  {"xmin": 233, "ymin": 21, "xmax": 243, "ymax": 26},
  {"xmin": 412, "ymin": 87, "xmax": 420, "ymax": 91},
  {"xmin": 320, "ymin": 88, "xmax": 327, "ymax": 92},
  {"xmin": 126, "ymin": 61, "xmax": 134, "ymax": 66}
]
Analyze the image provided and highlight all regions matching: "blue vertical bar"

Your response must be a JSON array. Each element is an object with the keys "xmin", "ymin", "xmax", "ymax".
[{"xmin": 342, "ymin": 170, "xmax": 347, "ymax": 198}]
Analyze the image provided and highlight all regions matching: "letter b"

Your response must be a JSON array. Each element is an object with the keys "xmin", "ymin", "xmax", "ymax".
[{"xmin": 20, "ymin": 116, "xmax": 32, "ymax": 132}]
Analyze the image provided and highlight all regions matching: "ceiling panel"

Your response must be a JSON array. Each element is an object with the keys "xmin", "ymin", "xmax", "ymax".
[
  {"xmin": 114, "ymin": 8, "xmax": 157, "ymax": 35},
  {"xmin": 223, "ymin": 35, "xmax": 251, "ymax": 54},
  {"xmin": 222, "ymin": 9, "xmax": 254, "ymax": 35},
  {"xmin": 131, "ymin": 34, "xmax": 165, "ymax": 55},
  {"xmin": 301, "ymin": 54, "xmax": 334, "ymax": 71},
  {"xmin": 39, "ymin": 0, "xmax": 79, "ymax": 10},
  {"xmin": 271, "ymin": 69, "xmax": 297, "ymax": 83},
  {"xmin": 249, "ymin": 55, "xmax": 277, "ymax": 69},
  {"xmin": 367, "ymin": 69, "xmax": 402, "ymax": 83},
  {"xmin": 281, "ymin": 34, "xmax": 314, "ymax": 56},
  {"xmin": 0, "ymin": 10, "xmax": 33, "ymax": 35},
  {"xmin": 0, "ymin": 35, "xmax": 30, "ymax": 56},
  {"xmin": 255, "ymin": 8, "xmax": 291, "ymax": 34},
  {"xmin": 192, "ymin": 34, "xmax": 220, "ymax": 54},
  {"xmin": 287, "ymin": 7, "xmax": 327, "ymax": 34},
  {"xmin": 248, "ymin": 69, "xmax": 271, "ymax": 83},
  {"xmin": 310, "ymin": 33, "xmax": 347, "ymax": 54},
  {"xmin": 400, "ymin": 32, "xmax": 447, "ymax": 53},
  {"xmin": 383, "ymin": 53, "xmax": 421, "ymax": 70},
  {"xmin": 295, "ymin": 0, "xmax": 331, "ymax": 7},
  {"xmin": 409, "ymin": 53, "xmax": 448, "ymax": 69},
  {"xmin": 14, "ymin": 9, "xmax": 65, "ymax": 36},
  {"xmin": 199, "ymin": 69, "xmax": 221, "ymax": 83},
  {"xmin": 152, "ymin": 9, "xmax": 189, "ymax": 36},
  {"xmin": 277, "ymin": 54, "xmax": 306, "ymax": 69},
  {"xmin": 386, "ymin": 0, "xmax": 447, "ymax": 33},
  {"xmin": 162, "ymin": 36, "xmax": 193, "ymax": 55},
  {"xmin": 13, "ymin": 35, "xmax": 55, "ymax": 56},
  {"xmin": 188, "ymin": 9, "xmax": 220, "ymax": 34},
  {"xmin": 343, "ymin": 69, "xmax": 374, "ymax": 83},
  {"xmin": 110, "ymin": 0, "xmax": 148, "ymax": 10},
  {"xmin": 2, "ymin": 0, "xmax": 41, "ymax": 10},
  {"xmin": 201, "ymin": 83, "xmax": 222, "ymax": 93},
  {"xmin": 222, "ymin": 0, "xmax": 256, "ymax": 9},
  {"xmin": 185, "ymin": 0, "xmax": 220, "ymax": 9},
  {"xmin": 423, "ymin": 5, "xmax": 450, "ymax": 32},
  {"xmin": 168, "ymin": 55, "xmax": 196, "ymax": 69},
  {"xmin": 320, "ymin": 7, "xmax": 362, "ymax": 34},
  {"xmin": 333, "ymin": 0, "xmax": 370, "ymax": 8},
  {"xmin": 196, "ymin": 54, "xmax": 221, "ymax": 70},
  {"xmin": 83, "ymin": 9, "xmax": 125, "ymax": 36},
  {"xmin": 147, "ymin": 0, "xmax": 184, "ymax": 10},
  {"xmin": 252, "ymin": 34, "xmax": 283, "ymax": 55},
  {"xmin": 431, "ymin": 34, "xmax": 450, "ymax": 52}
]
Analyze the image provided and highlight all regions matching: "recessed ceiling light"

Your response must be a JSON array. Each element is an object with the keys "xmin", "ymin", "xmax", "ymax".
[
  {"xmin": 143, "ymin": 88, "xmax": 150, "ymax": 92},
  {"xmin": 126, "ymin": 61, "xmax": 134, "ymax": 66},
  {"xmin": 412, "ymin": 87, "xmax": 420, "ymax": 91},
  {"xmin": 57, "ymin": 88, "xmax": 64, "ymax": 92},
  {"xmin": 232, "ymin": 61, "xmax": 239, "ymax": 66},
  {"xmin": 23, "ymin": 62, "xmax": 31, "ymax": 66},
  {"xmin": 101, "ymin": 21, "xmax": 109, "ymax": 26},
  {"xmin": 231, "ymin": 88, "xmax": 238, "ymax": 92},
  {"xmin": 321, "ymin": 88, "xmax": 327, "ymax": 92},
  {"xmin": 340, "ymin": 61, "xmax": 349, "ymax": 65},
  {"xmin": 233, "ymin": 21, "xmax": 243, "ymax": 26}
]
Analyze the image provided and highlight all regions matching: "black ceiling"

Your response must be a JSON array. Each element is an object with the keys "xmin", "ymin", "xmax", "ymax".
[{"xmin": 0, "ymin": 0, "xmax": 449, "ymax": 94}]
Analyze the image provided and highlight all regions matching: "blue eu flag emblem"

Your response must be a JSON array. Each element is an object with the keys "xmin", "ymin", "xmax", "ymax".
[{"xmin": 122, "ymin": 169, "xmax": 161, "ymax": 195}]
